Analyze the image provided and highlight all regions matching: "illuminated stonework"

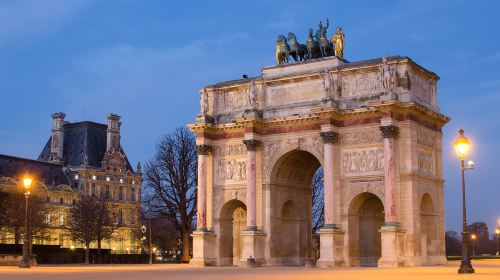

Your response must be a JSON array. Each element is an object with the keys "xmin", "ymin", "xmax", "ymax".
[{"xmin": 189, "ymin": 56, "xmax": 449, "ymax": 267}]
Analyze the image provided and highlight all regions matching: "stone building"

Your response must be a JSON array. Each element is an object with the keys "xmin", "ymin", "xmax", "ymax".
[
  {"xmin": 189, "ymin": 56, "xmax": 449, "ymax": 267},
  {"xmin": 0, "ymin": 113, "xmax": 142, "ymax": 253}
]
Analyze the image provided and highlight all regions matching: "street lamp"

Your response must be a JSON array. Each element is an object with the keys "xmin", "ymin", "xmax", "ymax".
[
  {"xmin": 19, "ymin": 177, "xmax": 32, "ymax": 268},
  {"xmin": 454, "ymin": 129, "xmax": 474, "ymax": 274},
  {"xmin": 495, "ymin": 229, "xmax": 499, "ymax": 256},
  {"xmin": 471, "ymin": 234, "xmax": 476, "ymax": 257}
]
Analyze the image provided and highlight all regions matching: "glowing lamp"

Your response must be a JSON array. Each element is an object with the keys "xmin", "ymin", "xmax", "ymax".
[
  {"xmin": 454, "ymin": 129, "xmax": 470, "ymax": 159},
  {"xmin": 23, "ymin": 178, "xmax": 32, "ymax": 189}
]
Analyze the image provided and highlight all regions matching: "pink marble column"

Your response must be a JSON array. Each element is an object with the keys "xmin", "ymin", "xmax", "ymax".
[
  {"xmin": 196, "ymin": 144, "xmax": 212, "ymax": 231},
  {"xmin": 380, "ymin": 125, "xmax": 399, "ymax": 225},
  {"xmin": 320, "ymin": 131, "xmax": 339, "ymax": 228},
  {"xmin": 243, "ymin": 139, "xmax": 261, "ymax": 231}
]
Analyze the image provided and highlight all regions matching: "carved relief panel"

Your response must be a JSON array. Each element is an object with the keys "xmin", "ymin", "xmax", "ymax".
[
  {"xmin": 214, "ymin": 143, "xmax": 247, "ymax": 185},
  {"xmin": 341, "ymin": 148, "xmax": 384, "ymax": 176},
  {"xmin": 341, "ymin": 71, "xmax": 380, "ymax": 98},
  {"xmin": 417, "ymin": 148, "xmax": 434, "ymax": 176},
  {"xmin": 214, "ymin": 89, "xmax": 249, "ymax": 114},
  {"xmin": 340, "ymin": 129, "xmax": 383, "ymax": 145}
]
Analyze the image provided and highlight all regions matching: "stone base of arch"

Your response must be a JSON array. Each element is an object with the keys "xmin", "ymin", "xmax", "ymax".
[
  {"xmin": 190, "ymin": 230, "xmax": 217, "ymax": 267},
  {"xmin": 238, "ymin": 230, "xmax": 267, "ymax": 267},
  {"xmin": 377, "ymin": 225, "xmax": 406, "ymax": 267},
  {"xmin": 317, "ymin": 228, "xmax": 346, "ymax": 268}
]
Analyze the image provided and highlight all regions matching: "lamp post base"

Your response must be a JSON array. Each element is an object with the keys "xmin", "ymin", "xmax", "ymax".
[
  {"xmin": 458, "ymin": 258, "xmax": 474, "ymax": 274},
  {"xmin": 18, "ymin": 259, "xmax": 30, "ymax": 268}
]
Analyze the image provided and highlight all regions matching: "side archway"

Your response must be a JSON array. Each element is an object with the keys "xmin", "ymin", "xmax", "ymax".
[
  {"xmin": 420, "ymin": 193, "xmax": 438, "ymax": 264},
  {"xmin": 347, "ymin": 192, "xmax": 384, "ymax": 267},
  {"xmin": 218, "ymin": 199, "xmax": 247, "ymax": 266}
]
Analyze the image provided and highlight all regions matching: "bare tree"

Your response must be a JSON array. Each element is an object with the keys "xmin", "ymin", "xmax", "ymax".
[
  {"xmin": 94, "ymin": 197, "xmax": 118, "ymax": 262},
  {"xmin": 143, "ymin": 127, "xmax": 197, "ymax": 262},
  {"xmin": 1, "ymin": 187, "xmax": 53, "ymax": 250},
  {"xmin": 311, "ymin": 168, "xmax": 324, "ymax": 233},
  {"xmin": 66, "ymin": 195, "xmax": 96, "ymax": 264}
]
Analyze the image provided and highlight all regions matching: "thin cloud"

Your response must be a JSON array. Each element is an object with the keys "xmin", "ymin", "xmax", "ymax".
[{"xmin": 0, "ymin": 0, "xmax": 88, "ymax": 49}]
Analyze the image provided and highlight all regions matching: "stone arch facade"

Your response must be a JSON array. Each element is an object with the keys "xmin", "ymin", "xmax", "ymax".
[{"xmin": 189, "ymin": 55, "xmax": 449, "ymax": 268}]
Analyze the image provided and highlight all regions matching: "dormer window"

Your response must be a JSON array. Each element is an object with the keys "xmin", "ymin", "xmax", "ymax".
[
  {"xmin": 119, "ymin": 178, "xmax": 124, "ymax": 184},
  {"xmin": 74, "ymin": 174, "xmax": 79, "ymax": 180},
  {"xmin": 106, "ymin": 177, "xmax": 110, "ymax": 182},
  {"xmin": 132, "ymin": 180, "xmax": 135, "ymax": 185},
  {"xmin": 92, "ymin": 175, "xmax": 97, "ymax": 180}
]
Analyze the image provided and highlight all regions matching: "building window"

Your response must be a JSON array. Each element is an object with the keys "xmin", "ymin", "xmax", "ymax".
[
  {"xmin": 46, "ymin": 196, "xmax": 50, "ymax": 203},
  {"xmin": 59, "ymin": 233, "xmax": 64, "ymax": 246},
  {"xmin": 59, "ymin": 197, "xmax": 64, "ymax": 204},
  {"xmin": 132, "ymin": 180, "xmax": 135, "ymax": 185},
  {"xmin": 119, "ymin": 178, "xmax": 124, "ymax": 184},
  {"xmin": 119, "ymin": 186, "xmax": 124, "ymax": 200},
  {"xmin": 106, "ymin": 177, "xmax": 110, "ymax": 182},
  {"xmin": 74, "ymin": 174, "xmax": 79, "ymax": 180},
  {"xmin": 72, "ymin": 199, "xmax": 76, "ymax": 205},
  {"xmin": 105, "ymin": 185, "xmax": 110, "ymax": 199},
  {"xmin": 91, "ymin": 183, "xmax": 96, "ymax": 197},
  {"xmin": 59, "ymin": 212, "xmax": 64, "ymax": 226},
  {"xmin": 131, "ymin": 187, "xmax": 136, "ymax": 202},
  {"xmin": 92, "ymin": 175, "xmax": 97, "ymax": 180}
]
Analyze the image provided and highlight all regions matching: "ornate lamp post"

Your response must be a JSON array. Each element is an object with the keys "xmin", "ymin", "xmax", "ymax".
[
  {"xmin": 454, "ymin": 129, "xmax": 474, "ymax": 274},
  {"xmin": 495, "ymin": 229, "xmax": 499, "ymax": 256},
  {"xmin": 19, "ymin": 177, "xmax": 32, "ymax": 268}
]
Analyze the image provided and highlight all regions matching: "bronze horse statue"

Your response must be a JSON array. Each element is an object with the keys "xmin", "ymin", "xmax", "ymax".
[
  {"xmin": 306, "ymin": 28, "xmax": 320, "ymax": 59},
  {"xmin": 275, "ymin": 35, "xmax": 290, "ymax": 64},
  {"xmin": 287, "ymin": 32, "xmax": 307, "ymax": 62}
]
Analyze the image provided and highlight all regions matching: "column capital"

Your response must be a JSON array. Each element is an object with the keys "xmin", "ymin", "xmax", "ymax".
[
  {"xmin": 196, "ymin": 144, "xmax": 213, "ymax": 155},
  {"xmin": 320, "ymin": 131, "xmax": 339, "ymax": 144},
  {"xmin": 379, "ymin": 125, "xmax": 399, "ymax": 138},
  {"xmin": 243, "ymin": 139, "xmax": 261, "ymax": 151}
]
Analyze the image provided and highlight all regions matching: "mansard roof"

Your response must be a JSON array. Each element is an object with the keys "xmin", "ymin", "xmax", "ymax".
[
  {"xmin": 37, "ymin": 121, "xmax": 133, "ymax": 171},
  {"xmin": 0, "ymin": 154, "xmax": 70, "ymax": 187}
]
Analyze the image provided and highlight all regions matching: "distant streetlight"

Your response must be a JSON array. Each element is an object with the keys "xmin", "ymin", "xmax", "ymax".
[
  {"xmin": 471, "ymin": 234, "xmax": 477, "ymax": 257},
  {"xmin": 454, "ymin": 129, "xmax": 475, "ymax": 274},
  {"xmin": 495, "ymin": 229, "xmax": 500, "ymax": 256},
  {"xmin": 19, "ymin": 177, "xmax": 32, "ymax": 268}
]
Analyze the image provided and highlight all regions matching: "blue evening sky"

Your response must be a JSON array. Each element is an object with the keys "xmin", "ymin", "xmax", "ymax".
[{"xmin": 0, "ymin": 0, "xmax": 499, "ymax": 233}]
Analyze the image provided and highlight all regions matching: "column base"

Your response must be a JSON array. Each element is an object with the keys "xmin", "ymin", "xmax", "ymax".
[
  {"xmin": 317, "ymin": 227, "xmax": 345, "ymax": 268},
  {"xmin": 189, "ymin": 230, "xmax": 216, "ymax": 267},
  {"xmin": 378, "ymin": 224, "xmax": 406, "ymax": 268},
  {"xmin": 238, "ymin": 230, "xmax": 266, "ymax": 267}
]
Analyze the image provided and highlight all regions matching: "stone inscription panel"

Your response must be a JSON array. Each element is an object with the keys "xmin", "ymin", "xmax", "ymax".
[{"xmin": 266, "ymin": 79, "xmax": 324, "ymax": 107}]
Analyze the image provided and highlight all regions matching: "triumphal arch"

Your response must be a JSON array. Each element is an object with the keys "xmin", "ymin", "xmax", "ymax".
[{"xmin": 188, "ymin": 54, "xmax": 449, "ymax": 267}]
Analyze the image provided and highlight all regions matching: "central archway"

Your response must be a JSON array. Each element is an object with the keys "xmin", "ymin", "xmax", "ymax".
[
  {"xmin": 268, "ymin": 150, "xmax": 321, "ymax": 266},
  {"xmin": 219, "ymin": 199, "xmax": 247, "ymax": 266},
  {"xmin": 348, "ymin": 192, "xmax": 384, "ymax": 267}
]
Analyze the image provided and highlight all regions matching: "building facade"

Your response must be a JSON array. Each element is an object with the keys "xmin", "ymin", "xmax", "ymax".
[
  {"xmin": 0, "ymin": 113, "xmax": 142, "ymax": 253},
  {"xmin": 189, "ymin": 56, "xmax": 449, "ymax": 267}
]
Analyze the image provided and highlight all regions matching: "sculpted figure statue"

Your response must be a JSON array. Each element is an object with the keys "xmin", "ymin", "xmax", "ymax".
[
  {"xmin": 323, "ymin": 69, "xmax": 334, "ymax": 98},
  {"xmin": 331, "ymin": 26, "xmax": 345, "ymax": 58},
  {"xmin": 380, "ymin": 56, "xmax": 396, "ymax": 90},
  {"xmin": 315, "ymin": 18, "xmax": 330, "ymax": 57},
  {"xmin": 247, "ymin": 80, "xmax": 258, "ymax": 109},
  {"xmin": 200, "ymin": 88, "xmax": 208, "ymax": 115}
]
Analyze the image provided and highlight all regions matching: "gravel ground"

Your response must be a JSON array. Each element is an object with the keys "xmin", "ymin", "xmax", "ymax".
[{"xmin": 1, "ymin": 259, "xmax": 499, "ymax": 280}]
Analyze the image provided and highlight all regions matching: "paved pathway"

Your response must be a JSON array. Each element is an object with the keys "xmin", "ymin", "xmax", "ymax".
[{"xmin": 1, "ymin": 260, "xmax": 499, "ymax": 280}]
